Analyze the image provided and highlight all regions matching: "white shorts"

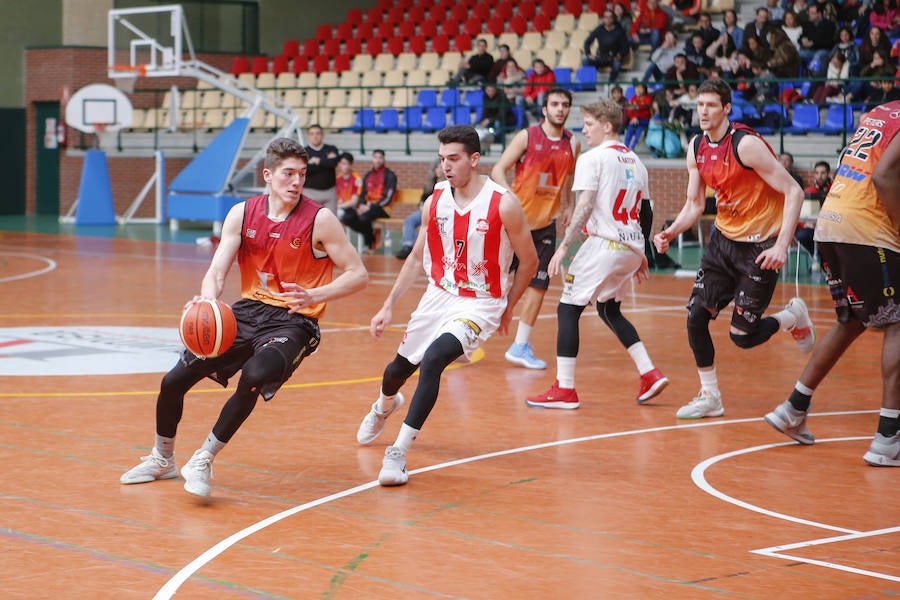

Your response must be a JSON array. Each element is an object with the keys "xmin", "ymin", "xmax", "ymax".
[
  {"xmin": 398, "ymin": 285, "xmax": 507, "ymax": 364},
  {"xmin": 560, "ymin": 237, "xmax": 642, "ymax": 306}
]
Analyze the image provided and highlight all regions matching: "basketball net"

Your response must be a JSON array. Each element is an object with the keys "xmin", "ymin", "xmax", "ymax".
[
  {"xmin": 110, "ymin": 64, "xmax": 145, "ymax": 95},
  {"xmin": 92, "ymin": 122, "xmax": 117, "ymax": 151}
]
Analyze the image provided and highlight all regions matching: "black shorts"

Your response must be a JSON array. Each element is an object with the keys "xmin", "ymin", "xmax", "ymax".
[
  {"xmin": 180, "ymin": 299, "xmax": 321, "ymax": 399},
  {"xmin": 510, "ymin": 221, "xmax": 557, "ymax": 291},
  {"xmin": 818, "ymin": 242, "xmax": 900, "ymax": 328},
  {"xmin": 687, "ymin": 228, "xmax": 780, "ymax": 333}
]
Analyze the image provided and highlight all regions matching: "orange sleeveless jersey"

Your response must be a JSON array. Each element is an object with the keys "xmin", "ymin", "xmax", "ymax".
[
  {"xmin": 238, "ymin": 195, "xmax": 334, "ymax": 319},
  {"xmin": 511, "ymin": 125, "xmax": 576, "ymax": 230},
  {"xmin": 694, "ymin": 124, "xmax": 784, "ymax": 242},
  {"xmin": 815, "ymin": 101, "xmax": 900, "ymax": 253}
]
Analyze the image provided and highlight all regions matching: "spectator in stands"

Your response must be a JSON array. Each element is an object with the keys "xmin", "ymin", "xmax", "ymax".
[
  {"xmin": 303, "ymin": 124, "xmax": 340, "ymax": 214},
  {"xmin": 610, "ymin": 84, "xmax": 628, "ymax": 112},
  {"xmin": 685, "ymin": 31, "xmax": 715, "ymax": 75},
  {"xmin": 798, "ymin": 3, "xmax": 837, "ymax": 77},
  {"xmin": 670, "ymin": 82, "xmax": 700, "ymax": 136},
  {"xmin": 695, "ymin": 12, "xmax": 720, "ymax": 51},
  {"xmin": 630, "ymin": 0, "xmax": 668, "ymax": 51},
  {"xmin": 396, "ymin": 158, "xmax": 442, "ymax": 260},
  {"xmin": 788, "ymin": 0, "xmax": 810, "ymax": 23},
  {"xmin": 742, "ymin": 7, "xmax": 773, "ymax": 54},
  {"xmin": 583, "ymin": 9, "xmax": 631, "ymax": 83},
  {"xmin": 859, "ymin": 25, "xmax": 892, "ymax": 71},
  {"xmin": 848, "ymin": 48, "xmax": 893, "ymax": 104},
  {"xmin": 496, "ymin": 58, "xmax": 527, "ymax": 104},
  {"xmin": 722, "ymin": 9, "xmax": 743, "ymax": 52},
  {"xmin": 865, "ymin": 73, "xmax": 900, "ymax": 110},
  {"xmin": 335, "ymin": 152, "xmax": 361, "ymax": 221},
  {"xmin": 643, "ymin": 30, "xmax": 680, "ymax": 81},
  {"xmin": 743, "ymin": 34, "xmax": 773, "ymax": 64},
  {"xmin": 782, "ymin": 11, "xmax": 804, "ymax": 48},
  {"xmin": 664, "ymin": 53, "xmax": 700, "ymax": 96},
  {"xmin": 613, "ymin": 2, "xmax": 634, "ymax": 36},
  {"xmin": 659, "ymin": 0, "xmax": 700, "ymax": 27},
  {"xmin": 795, "ymin": 160, "xmax": 831, "ymax": 256},
  {"xmin": 340, "ymin": 149, "xmax": 397, "ymax": 252},
  {"xmin": 766, "ymin": 27, "xmax": 801, "ymax": 78},
  {"xmin": 732, "ymin": 51, "xmax": 758, "ymax": 99},
  {"xmin": 522, "ymin": 59, "xmax": 556, "ymax": 121},
  {"xmin": 477, "ymin": 84, "xmax": 518, "ymax": 146},
  {"xmin": 449, "ymin": 38, "xmax": 494, "ymax": 85},
  {"xmin": 488, "ymin": 44, "xmax": 513, "ymax": 82},
  {"xmin": 832, "ymin": 27, "xmax": 859, "ymax": 74},
  {"xmin": 868, "ymin": 0, "xmax": 900, "ymax": 37},
  {"xmin": 766, "ymin": 0, "xmax": 786, "ymax": 25},
  {"xmin": 749, "ymin": 60, "xmax": 780, "ymax": 103},
  {"xmin": 625, "ymin": 82, "xmax": 653, "ymax": 149},
  {"xmin": 707, "ymin": 29, "xmax": 739, "ymax": 76},
  {"xmin": 812, "ymin": 51, "xmax": 850, "ymax": 103},
  {"xmin": 779, "ymin": 152, "xmax": 805, "ymax": 187}
]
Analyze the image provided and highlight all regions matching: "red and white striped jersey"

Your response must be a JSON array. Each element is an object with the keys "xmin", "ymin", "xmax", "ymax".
[{"xmin": 423, "ymin": 178, "xmax": 513, "ymax": 299}]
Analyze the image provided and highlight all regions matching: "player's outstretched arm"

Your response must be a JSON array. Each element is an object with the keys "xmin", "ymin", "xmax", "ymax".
[{"xmin": 198, "ymin": 202, "xmax": 245, "ymax": 301}]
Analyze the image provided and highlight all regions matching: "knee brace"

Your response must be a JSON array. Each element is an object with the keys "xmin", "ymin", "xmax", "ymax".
[
  {"xmin": 405, "ymin": 333, "xmax": 463, "ymax": 430},
  {"xmin": 596, "ymin": 299, "xmax": 640, "ymax": 348},
  {"xmin": 686, "ymin": 303, "xmax": 715, "ymax": 368},
  {"xmin": 237, "ymin": 347, "xmax": 288, "ymax": 394},
  {"xmin": 729, "ymin": 317, "xmax": 780, "ymax": 349},
  {"xmin": 557, "ymin": 303, "xmax": 586, "ymax": 357},
  {"xmin": 382, "ymin": 354, "xmax": 419, "ymax": 396}
]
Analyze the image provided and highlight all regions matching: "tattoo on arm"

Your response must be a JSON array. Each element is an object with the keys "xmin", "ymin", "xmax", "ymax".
[{"xmin": 562, "ymin": 195, "xmax": 594, "ymax": 247}]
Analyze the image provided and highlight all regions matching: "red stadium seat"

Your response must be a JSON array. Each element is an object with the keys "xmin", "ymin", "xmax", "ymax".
[
  {"xmin": 387, "ymin": 36, "xmax": 405, "ymax": 56},
  {"xmin": 302, "ymin": 39, "xmax": 319, "ymax": 59},
  {"xmin": 442, "ymin": 19, "xmax": 461, "ymax": 37},
  {"xmin": 333, "ymin": 54, "xmax": 351, "ymax": 73},
  {"xmin": 281, "ymin": 40, "xmax": 300, "ymax": 57},
  {"xmin": 336, "ymin": 23, "xmax": 353, "ymax": 40},
  {"xmin": 291, "ymin": 55, "xmax": 309, "ymax": 74},
  {"xmin": 464, "ymin": 17, "xmax": 482, "ymax": 37},
  {"xmin": 323, "ymin": 38, "xmax": 341, "ymax": 57},
  {"xmin": 431, "ymin": 34, "xmax": 450, "ymax": 54},
  {"xmin": 346, "ymin": 8, "xmax": 363, "ymax": 26},
  {"xmin": 345, "ymin": 38, "xmax": 363, "ymax": 57},
  {"xmin": 486, "ymin": 16, "xmax": 505, "ymax": 36},
  {"xmin": 450, "ymin": 4, "xmax": 468, "ymax": 21},
  {"xmin": 509, "ymin": 15, "xmax": 528, "ymax": 35},
  {"xmin": 366, "ymin": 36, "xmax": 385, "ymax": 56},
  {"xmin": 366, "ymin": 7, "xmax": 383, "ymax": 23},
  {"xmin": 356, "ymin": 22, "xmax": 374, "ymax": 39},
  {"xmin": 563, "ymin": 0, "xmax": 584, "ymax": 16},
  {"xmin": 376, "ymin": 21, "xmax": 394, "ymax": 39},
  {"xmin": 387, "ymin": 7, "xmax": 405, "ymax": 25},
  {"xmin": 408, "ymin": 35, "xmax": 427, "ymax": 55},
  {"xmin": 539, "ymin": 0, "xmax": 560, "ymax": 19},
  {"xmin": 377, "ymin": 0, "xmax": 392, "ymax": 10},
  {"xmin": 453, "ymin": 34, "xmax": 472, "ymax": 53},
  {"xmin": 250, "ymin": 56, "xmax": 268, "ymax": 76},
  {"xmin": 588, "ymin": 0, "xmax": 608, "ymax": 13},
  {"xmin": 231, "ymin": 56, "xmax": 250, "ymax": 75},
  {"xmin": 420, "ymin": 19, "xmax": 439, "ymax": 39},
  {"xmin": 495, "ymin": 2, "xmax": 514, "ymax": 19},
  {"xmin": 398, "ymin": 21, "xmax": 416, "ymax": 39},
  {"xmin": 427, "ymin": 5, "xmax": 446, "ymax": 21},
  {"xmin": 518, "ymin": 1, "xmax": 537, "ymax": 19},
  {"xmin": 408, "ymin": 6, "xmax": 426, "ymax": 22},
  {"xmin": 272, "ymin": 55, "xmax": 290, "ymax": 74},
  {"xmin": 315, "ymin": 24, "xmax": 332, "ymax": 41},
  {"xmin": 473, "ymin": 4, "xmax": 491, "ymax": 20},
  {"xmin": 312, "ymin": 54, "xmax": 330, "ymax": 74},
  {"xmin": 533, "ymin": 13, "xmax": 552, "ymax": 32}
]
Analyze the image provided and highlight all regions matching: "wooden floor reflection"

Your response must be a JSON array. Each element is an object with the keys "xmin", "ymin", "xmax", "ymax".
[{"xmin": 0, "ymin": 231, "xmax": 896, "ymax": 599}]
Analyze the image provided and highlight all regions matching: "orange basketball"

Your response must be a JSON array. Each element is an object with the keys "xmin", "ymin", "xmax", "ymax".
[{"xmin": 179, "ymin": 299, "xmax": 238, "ymax": 358}]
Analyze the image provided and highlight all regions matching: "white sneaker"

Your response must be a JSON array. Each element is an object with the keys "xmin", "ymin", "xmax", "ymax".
[
  {"xmin": 120, "ymin": 447, "xmax": 178, "ymax": 484},
  {"xmin": 357, "ymin": 392, "xmax": 405, "ymax": 445},
  {"xmin": 784, "ymin": 297, "xmax": 816, "ymax": 353},
  {"xmin": 764, "ymin": 400, "xmax": 815, "ymax": 445},
  {"xmin": 378, "ymin": 446, "xmax": 409, "ymax": 486},
  {"xmin": 863, "ymin": 432, "xmax": 900, "ymax": 466},
  {"xmin": 181, "ymin": 449, "xmax": 215, "ymax": 497},
  {"xmin": 676, "ymin": 389, "xmax": 725, "ymax": 419}
]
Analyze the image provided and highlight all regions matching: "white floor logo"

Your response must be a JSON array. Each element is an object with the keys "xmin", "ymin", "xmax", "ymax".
[{"xmin": 0, "ymin": 327, "xmax": 183, "ymax": 376}]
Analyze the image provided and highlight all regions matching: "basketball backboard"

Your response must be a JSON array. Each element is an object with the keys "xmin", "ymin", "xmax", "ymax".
[
  {"xmin": 108, "ymin": 5, "xmax": 190, "ymax": 81},
  {"xmin": 65, "ymin": 84, "xmax": 134, "ymax": 134}
]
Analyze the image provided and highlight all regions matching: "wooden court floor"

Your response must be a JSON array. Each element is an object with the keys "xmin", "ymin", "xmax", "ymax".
[{"xmin": 0, "ymin": 229, "xmax": 896, "ymax": 599}]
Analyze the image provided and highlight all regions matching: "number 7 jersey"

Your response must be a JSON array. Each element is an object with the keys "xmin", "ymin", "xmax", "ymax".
[
  {"xmin": 571, "ymin": 140, "xmax": 650, "ymax": 253},
  {"xmin": 816, "ymin": 101, "xmax": 900, "ymax": 253}
]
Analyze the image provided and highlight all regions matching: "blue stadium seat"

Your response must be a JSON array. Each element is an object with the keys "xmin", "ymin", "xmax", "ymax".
[
  {"xmin": 350, "ymin": 108, "xmax": 376, "ymax": 132},
  {"xmin": 375, "ymin": 108, "xmax": 399, "ymax": 132},
  {"xmin": 451, "ymin": 105, "xmax": 472, "ymax": 125},
  {"xmin": 440, "ymin": 88, "xmax": 462, "ymax": 108},
  {"xmin": 729, "ymin": 104, "xmax": 743, "ymax": 121},
  {"xmin": 401, "ymin": 106, "xmax": 424, "ymax": 131},
  {"xmin": 422, "ymin": 106, "xmax": 447, "ymax": 131},
  {"xmin": 822, "ymin": 104, "xmax": 855, "ymax": 134},
  {"xmin": 416, "ymin": 89, "xmax": 438, "ymax": 108},
  {"xmin": 553, "ymin": 68, "xmax": 572, "ymax": 87},
  {"xmin": 573, "ymin": 66, "xmax": 597, "ymax": 91},
  {"xmin": 786, "ymin": 103, "xmax": 819, "ymax": 134},
  {"xmin": 463, "ymin": 88, "xmax": 484, "ymax": 108}
]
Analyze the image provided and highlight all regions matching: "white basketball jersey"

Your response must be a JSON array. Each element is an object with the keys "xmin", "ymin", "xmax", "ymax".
[
  {"xmin": 423, "ymin": 178, "xmax": 513, "ymax": 299},
  {"xmin": 571, "ymin": 140, "xmax": 649, "ymax": 253}
]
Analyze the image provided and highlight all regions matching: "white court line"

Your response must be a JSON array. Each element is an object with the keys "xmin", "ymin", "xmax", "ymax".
[
  {"xmin": 153, "ymin": 410, "xmax": 876, "ymax": 599},
  {"xmin": 0, "ymin": 252, "xmax": 57, "ymax": 283}
]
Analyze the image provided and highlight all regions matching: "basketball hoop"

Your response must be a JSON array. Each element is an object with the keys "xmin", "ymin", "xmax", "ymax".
[
  {"xmin": 91, "ymin": 121, "xmax": 118, "ymax": 151},
  {"xmin": 109, "ymin": 64, "xmax": 146, "ymax": 94}
]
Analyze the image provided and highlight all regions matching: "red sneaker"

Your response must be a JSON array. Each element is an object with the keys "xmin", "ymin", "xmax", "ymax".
[
  {"xmin": 526, "ymin": 381, "xmax": 580, "ymax": 409},
  {"xmin": 636, "ymin": 368, "xmax": 669, "ymax": 404}
]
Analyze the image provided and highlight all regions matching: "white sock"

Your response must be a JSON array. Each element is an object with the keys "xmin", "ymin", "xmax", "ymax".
[
  {"xmin": 627, "ymin": 341, "xmax": 654, "ymax": 375},
  {"xmin": 200, "ymin": 431, "xmax": 226, "ymax": 456},
  {"xmin": 155, "ymin": 434, "xmax": 175, "ymax": 458},
  {"xmin": 394, "ymin": 423, "xmax": 419, "ymax": 452},
  {"xmin": 881, "ymin": 408, "xmax": 900, "ymax": 419},
  {"xmin": 699, "ymin": 368, "xmax": 718, "ymax": 394},
  {"xmin": 773, "ymin": 308, "xmax": 796, "ymax": 331},
  {"xmin": 557, "ymin": 356, "xmax": 577, "ymax": 389},
  {"xmin": 795, "ymin": 381, "xmax": 815, "ymax": 396},
  {"xmin": 376, "ymin": 390, "xmax": 398, "ymax": 413},
  {"xmin": 514, "ymin": 322, "xmax": 533, "ymax": 345}
]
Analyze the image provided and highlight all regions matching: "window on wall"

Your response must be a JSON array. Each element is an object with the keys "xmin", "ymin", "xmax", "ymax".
[{"xmin": 114, "ymin": 0, "xmax": 259, "ymax": 55}]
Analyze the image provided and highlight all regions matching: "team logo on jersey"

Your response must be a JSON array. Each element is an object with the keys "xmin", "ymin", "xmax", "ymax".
[
  {"xmin": 475, "ymin": 218, "xmax": 490, "ymax": 234},
  {"xmin": 436, "ymin": 216, "xmax": 449, "ymax": 236},
  {"xmin": 246, "ymin": 228, "xmax": 257, "ymax": 238},
  {"xmin": 470, "ymin": 259, "xmax": 488, "ymax": 277},
  {"xmin": 269, "ymin": 232, "xmax": 281, "ymax": 239},
  {"xmin": 290, "ymin": 236, "xmax": 303, "ymax": 249}
]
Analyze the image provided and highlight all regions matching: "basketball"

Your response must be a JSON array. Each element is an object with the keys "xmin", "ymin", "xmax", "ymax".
[{"xmin": 178, "ymin": 299, "xmax": 237, "ymax": 358}]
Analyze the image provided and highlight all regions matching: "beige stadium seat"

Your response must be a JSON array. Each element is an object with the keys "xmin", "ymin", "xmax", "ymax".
[
  {"xmin": 292, "ymin": 108, "xmax": 314, "ymax": 128},
  {"xmin": 557, "ymin": 46, "xmax": 583, "ymax": 70},
  {"xmin": 568, "ymin": 29, "xmax": 589, "ymax": 51},
  {"xmin": 512, "ymin": 49, "xmax": 533, "ymax": 69},
  {"xmin": 146, "ymin": 108, "xmax": 170, "ymax": 130},
  {"xmin": 283, "ymin": 89, "xmax": 304, "ymax": 109},
  {"xmin": 439, "ymin": 51, "xmax": 463, "ymax": 71},
  {"xmin": 275, "ymin": 72, "xmax": 296, "ymax": 89},
  {"xmin": 543, "ymin": 30, "xmax": 568, "ymax": 53},
  {"xmin": 196, "ymin": 79, "xmax": 215, "ymax": 90},
  {"xmin": 200, "ymin": 91, "xmax": 223, "ymax": 109},
  {"xmin": 345, "ymin": 88, "xmax": 366, "ymax": 108},
  {"xmin": 373, "ymin": 53, "xmax": 395, "ymax": 74},
  {"xmin": 324, "ymin": 90, "xmax": 347, "ymax": 108},
  {"xmin": 536, "ymin": 49, "xmax": 559, "ymax": 66},
  {"xmin": 521, "ymin": 32, "xmax": 543, "ymax": 54},
  {"xmin": 179, "ymin": 109, "xmax": 204, "ymax": 129},
  {"xmin": 554, "ymin": 13, "xmax": 576, "ymax": 32},
  {"xmin": 338, "ymin": 71, "xmax": 360, "ymax": 88},
  {"xmin": 256, "ymin": 72, "xmax": 276, "ymax": 89},
  {"xmin": 361, "ymin": 70, "xmax": 383, "ymax": 88},
  {"xmin": 126, "ymin": 108, "xmax": 146, "ymax": 131},
  {"xmin": 317, "ymin": 71, "xmax": 339, "ymax": 89},
  {"xmin": 497, "ymin": 33, "xmax": 520, "ymax": 51},
  {"xmin": 426, "ymin": 68, "xmax": 450, "ymax": 86},
  {"xmin": 392, "ymin": 87, "xmax": 417, "ymax": 108},
  {"xmin": 396, "ymin": 52, "xmax": 418, "ymax": 72},
  {"xmin": 296, "ymin": 72, "xmax": 317, "ymax": 88},
  {"xmin": 480, "ymin": 34, "xmax": 496, "ymax": 50},
  {"xmin": 303, "ymin": 89, "xmax": 323, "ymax": 109},
  {"xmin": 382, "ymin": 70, "xmax": 405, "ymax": 88},
  {"xmin": 369, "ymin": 88, "xmax": 393, "ymax": 108},
  {"xmin": 418, "ymin": 52, "xmax": 440, "ymax": 72},
  {"xmin": 203, "ymin": 108, "xmax": 229, "ymax": 130},
  {"xmin": 328, "ymin": 107, "xmax": 355, "ymax": 130},
  {"xmin": 180, "ymin": 90, "xmax": 199, "ymax": 109},
  {"xmin": 405, "ymin": 69, "xmax": 427, "ymax": 88},
  {"xmin": 237, "ymin": 72, "xmax": 256, "ymax": 87},
  {"xmin": 249, "ymin": 110, "xmax": 270, "ymax": 130},
  {"xmin": 577, "ymin": 13, "xmax": 600, "ymax": 31},
  {"xmin": 351, "ymin": 53, "xmax": 374, "ymax": 73}
]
